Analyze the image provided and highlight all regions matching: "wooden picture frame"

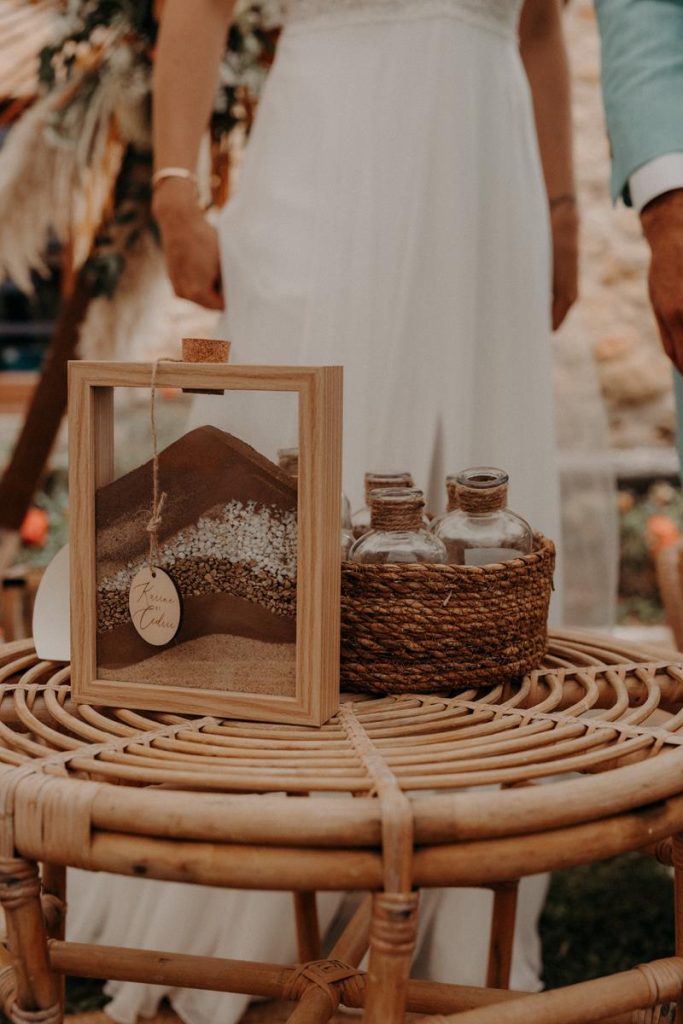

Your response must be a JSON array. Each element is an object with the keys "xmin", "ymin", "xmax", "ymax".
[{"xmin": 68, "ymin": 361, "xmax": 343, "ymax": 726}]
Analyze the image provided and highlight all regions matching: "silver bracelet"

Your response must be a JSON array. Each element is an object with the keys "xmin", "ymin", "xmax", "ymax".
[{"xmin": 151, "ymin": 167, "xmax": 198, "ymax": 189}]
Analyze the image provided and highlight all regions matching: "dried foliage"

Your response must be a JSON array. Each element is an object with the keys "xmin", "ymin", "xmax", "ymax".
[{"xmin": 0, "ymin": 0, "xmax": 279, "ymax": 300}]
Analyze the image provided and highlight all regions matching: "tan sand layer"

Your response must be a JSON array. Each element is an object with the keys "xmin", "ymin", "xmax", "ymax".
[
  {"xmin": 99, "ymin": 633, "xmax": 296, "ymax": 696},
  {"xmin": 97, "ymin": 593, "xmax": 296, "ymax": 671}
]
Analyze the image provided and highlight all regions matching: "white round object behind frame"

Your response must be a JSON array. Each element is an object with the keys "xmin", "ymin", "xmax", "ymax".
[{"xmin": 32, "ymin": 543, "xmax": 70, "ymax": 662}]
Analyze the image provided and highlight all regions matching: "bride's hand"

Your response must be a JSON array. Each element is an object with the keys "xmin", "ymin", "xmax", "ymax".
[
  {"xmin": 152, "ymin": 179, "xmax": 225, "ymax": 310},
  {"xmin": 550, "ymin": 196, "xmax": 579, "ymax": 330}
]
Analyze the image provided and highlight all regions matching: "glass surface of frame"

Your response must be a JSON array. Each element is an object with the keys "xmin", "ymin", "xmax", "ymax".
[{"xmin": 68, "ymin": 361, "xmax": 343, "ymax": 726}]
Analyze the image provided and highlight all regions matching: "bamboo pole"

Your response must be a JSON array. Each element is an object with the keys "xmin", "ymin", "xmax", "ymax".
[
  {"xmin": 0, "ymin": 942, "xmax": 17, "ymax": 1017},
  {"xmin": 284, "ymin": 993, "xmax": 334, "ymax": 1024},
  {"xmin": 293, "ymin": 893, "xmax": 320, "ymax": 963},
  {"xmin": 47, "ymin": 938, "xmax": 523, "ymax": 1015},
  {"xmin": 362, "ymin": 891, "xmax": 419, "ymax": 1024},
  {"xmin": 79, "ymin": 832, "xmax": 385, "ymax": 890},
  {"xmin": 329, "ymin": 894, "xmax": 372, "ymax": 966},
  {"xmin": 673, "ymin": 835, "xmax": 683, "ymax": 1024},
  {"xmin": 41, "ymin": 865, "xmax": 66, "ymax": 941},
  {"xmin": 0, "ymin": 858, "xmax": 59, "ymax": 1015},
  {"xmin": 420, "ymin": 957, "xmax": 683, "ymax": 1024},
  {"xmin": 408, "ymin": 796, "xmax": 683, "ymax": 887},
  {"xmin": 85, "ymin": 742, "xmax": 683, "ymax": 847},
  {"xmin": 286, "ymin": 895, "xmax": 373, "ymax": 1022},
  {"xmin": 50, "ymin": 941, "xmax": 287, "ymax": 998},
  {"xmin": 0, "ymin": 266, "xmax": 93, "ymax": 572},
  {"xmin": 486, "ymin": 881, "xmax": 519, "ymax": 990},
  {"xmin": 30, "ymin": 792, "xmax": 683, "ymax": 893},
  {"xmin": 41, "ymin": 863, "xmax": 66, "ymax": 1013}
]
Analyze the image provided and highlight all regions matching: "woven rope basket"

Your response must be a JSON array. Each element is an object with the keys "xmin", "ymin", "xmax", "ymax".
[{"xmin": 340, "ymin": 534, "xmax": 555, "ymax": 693}]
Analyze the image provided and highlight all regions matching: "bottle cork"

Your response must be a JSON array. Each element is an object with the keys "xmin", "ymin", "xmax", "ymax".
[{"xmin": 181, "ymin": 337, "xmax": 231, "ymax": 394}]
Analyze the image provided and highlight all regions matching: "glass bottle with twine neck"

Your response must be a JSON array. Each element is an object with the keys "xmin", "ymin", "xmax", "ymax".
[
  {"xmin": 352, "ymin": 471, "xmax": 415, "ymax": 536},
  {"xmin": 278, "ymin": 447, "xmax": 353, "ymax": 557},
  {"xmin": 350, "ymin": 488, "xmax": 446, "ymax": 565},
  {"xmin": 277, "ymin": 447, "xmax": 300, "ymax": 479},
  {"xmin": 430, "ymin": 473, "xmax": 459, "ymax": 533},
  {"xmin": 433, "ymin": 467, "xmax": 533, "ymax": 565}
]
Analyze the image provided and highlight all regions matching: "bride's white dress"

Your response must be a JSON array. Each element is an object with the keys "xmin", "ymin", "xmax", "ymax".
[
  {"xmin": 65, "ymin": 1, "xmax": 556, "ymax": 1021},
  {"xmin": 209, "ymin": 0, "xmax": 559, "ymax": 544}
]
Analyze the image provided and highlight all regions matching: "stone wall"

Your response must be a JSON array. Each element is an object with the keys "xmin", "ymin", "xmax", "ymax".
[{"xmin": 563, "ymin": 0, "xmax": 675, "ymax": 450}]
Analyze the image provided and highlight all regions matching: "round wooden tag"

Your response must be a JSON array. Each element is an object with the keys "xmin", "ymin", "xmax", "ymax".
[{"xmin": 128, "ymin": 566, "xmax": 181, "ymax": 646}]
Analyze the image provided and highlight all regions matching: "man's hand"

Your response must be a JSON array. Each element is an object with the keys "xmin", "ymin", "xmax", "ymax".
[
  {"xmin": 152, "ymin": 178, "xmax": 225, "ymax": 311},
  {"xmin": 641, "ymin": 188, "xmax": 683, "ymax": 372},
  {"xmin": 551, "ymin": 198, "xmax": 579, "ymax": 331}
]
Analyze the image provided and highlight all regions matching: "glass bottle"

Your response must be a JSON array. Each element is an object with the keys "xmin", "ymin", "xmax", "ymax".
[
  {"xmin": 430, "ymin": 473, "xmax": 459, "ymax": 533},
  {"xmin": 279, "ymin": 447, "xmax": 353, "ymax": 538},
  {"xmin": 352, "ymin": 472, "xmax": 415, "ymax": 536},
  {"xmin": 277, "ymin": 447, "xmax": 299, "ymax": 478},
  {"xmin": 350, "ymin": 488, "xmax": 447, "ymax": 565},
  {"xmin": 341, "ymin": 528, "xmax": 354, "ymax": 560},
  {"xmin": 433, "ymin": 467, "xmax": 533, "ymax": 565},
  {"xmin": 342, "ymin": 493, "xmax": 353, "ymax": 531}
]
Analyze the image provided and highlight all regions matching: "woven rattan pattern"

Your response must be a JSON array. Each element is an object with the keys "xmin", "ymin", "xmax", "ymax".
[
  {"xmin": 1, "ymin": 632, "xmax": 683, "ymax": 804},
  {"xmin": 341, "ymin": 535, "xmax": 555, "ymax": 691},
  {"xmin": 3, "ymin": 633, "xmax": 683, "ymax": 1024}
]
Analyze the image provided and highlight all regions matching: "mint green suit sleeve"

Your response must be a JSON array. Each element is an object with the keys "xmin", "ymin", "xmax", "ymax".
[
  {"xmin": 596, "ymin": 0, "xmax": 683, "ymax": 468},
  {"xmin": 595, "ymin": 0, "xmax": 683, "ymax": 203}
]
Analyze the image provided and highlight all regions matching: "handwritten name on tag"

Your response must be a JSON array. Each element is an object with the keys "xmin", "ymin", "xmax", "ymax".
[{"xmin": 128, "ymin": 566, "xmax": 181, "ymax": 646}]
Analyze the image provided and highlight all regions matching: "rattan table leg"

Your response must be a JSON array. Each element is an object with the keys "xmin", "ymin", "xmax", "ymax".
[
  {"xmin": 0, "ymin": 941, "xmax": 18, "ymax": 1017},
  {"xmin": 420, "ymin": 956, "xmax": 683, "ymax": 1024},
  {"xmin": 673, "ymin": 834, "xmax": 683, "ymax": 1023},
  {"xmin": 362, "ymin": 891, "xmax": 419, "ymax": 1024},
  {"xmin": 0, "ymin": 857, "xmax": 61, "ymax": 1024},
  {"xmin": 282, "ymin": 894, "xmax": 370, "ymax": 1022},
  {"xmin": 294, "ymin": 893, "xmax": 321, "ymax": 963},
  {"xmin": 284, "ymin": 988, "xmax": 338, "ymax": 1023},
  {"xmin": 486, "ymin": 881, "xmax": 519, "ymax": 990},
  {"xmin": 40, "ymin": 865, "xmax": 66, "ymax": 1015},
  {"xmin": 332, "ymin": 894, "xmax": 372, "ymax": 970}
]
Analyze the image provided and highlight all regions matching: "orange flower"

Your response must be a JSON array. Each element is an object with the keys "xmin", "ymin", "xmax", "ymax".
[
  {"xmin": 646, "ymin": 514, "xmax": 681, "ymax": 555},
  {"xmin": 20, "ymin": 508, "xmax": 49, "ymax": 547}
]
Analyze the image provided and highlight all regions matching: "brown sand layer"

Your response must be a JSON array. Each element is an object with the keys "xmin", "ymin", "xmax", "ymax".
[
  {"xmin": 96, "ymin": 425, "xmax": 297, "ymax": 565},
  {"xmin": 99, "ymin": 633, "xmax": 296, "ymax": 696},
  {"xmin": 98, "ymin": 560, "xmax": 295, "ymax": 633},
  {"xmin": 98, "ymin": 592, "xmax": 296, "ymax": 670}
]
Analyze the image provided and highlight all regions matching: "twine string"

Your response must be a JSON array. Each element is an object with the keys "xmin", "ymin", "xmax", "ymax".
[
  {"xmin": 371, "ymin": 496, "xmax": 424, "ymax": 532},
  {"xmin": 457, "ymin": 483, "xmax": 507, "ymax": 514},
  {"xmin": 146, "ymin": 358, "xmax": 180, "ymax": 568}
]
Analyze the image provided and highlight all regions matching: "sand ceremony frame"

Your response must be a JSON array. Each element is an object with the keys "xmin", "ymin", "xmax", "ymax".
[{"xmin": 68, "ymin": 360, "xmax": 343, "ymax": 726}]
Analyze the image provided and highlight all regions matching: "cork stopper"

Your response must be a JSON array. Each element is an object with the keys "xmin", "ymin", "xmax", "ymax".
[
  {"xmin": 182, "ymin": 337, "xmax": 231, "ymax": 363},
  {"xmin": 181, "ymin": 336, "xmax": 231, "ymax": 394},
  {"xmin": 456, "ymin": 468, "xmax": 508, "ymax": 514},
  {"xmin": 446, "ymin": 474, "xmax": 459, "ymax": 513},
  {"xmin": 278, "ymin": 447, "xmax": 299, "ymax": 478},
  {"xmin": 370, "ymin": 488, "xmax": 425, "ymax": 532},
  {"xmin": 364, "ymin": 472, "xmax": 414, "ymax": 505}
]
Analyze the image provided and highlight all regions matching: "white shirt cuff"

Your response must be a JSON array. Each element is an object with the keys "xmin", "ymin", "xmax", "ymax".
[{"xmin": 629, "ymin": 153, "xmax": 683, "ymax": 212}]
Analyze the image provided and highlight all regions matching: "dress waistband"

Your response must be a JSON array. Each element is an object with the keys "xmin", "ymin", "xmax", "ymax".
[{"xmin": 283, "ymin": 0, "xmax": 520, "ymax": 39}]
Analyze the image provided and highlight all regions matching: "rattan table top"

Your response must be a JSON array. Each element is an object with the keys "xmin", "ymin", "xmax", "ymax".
[{"xmin": 2, "ymin": 631, "xmax": 683, "ymax": 888}]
